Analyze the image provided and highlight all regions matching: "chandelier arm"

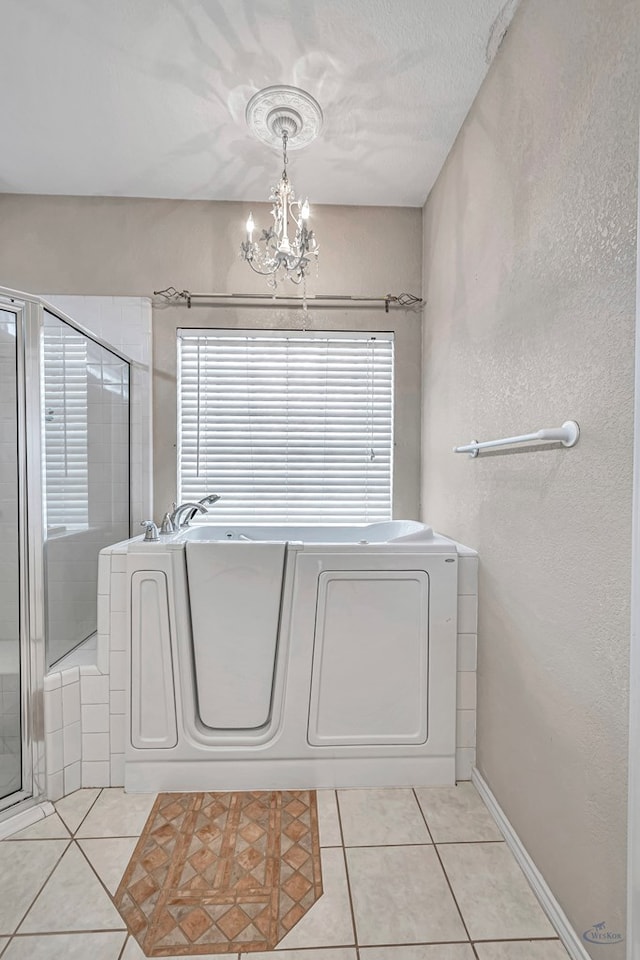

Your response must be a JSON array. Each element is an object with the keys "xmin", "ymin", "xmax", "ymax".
[{"xmin": 243, "ymin": 258, "xmax": 290, "ymax": 278}]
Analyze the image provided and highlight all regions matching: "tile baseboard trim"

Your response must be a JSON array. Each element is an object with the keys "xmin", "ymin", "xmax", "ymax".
[
  {"xmin": 471, "ymin": 767, "xmax": 590, "ymax": 960},
  {"xmin": 0, "ymin": 800, "xmax": 55, "ymax": 839}
]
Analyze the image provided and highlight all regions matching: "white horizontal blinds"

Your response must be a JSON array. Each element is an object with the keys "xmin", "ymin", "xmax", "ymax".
[
  {"xmin": 178, "ymin": 329, "xmax": 394, "ymax": 523},
  {"xmin": 43, "ymin": 314, "xmax": 89, "ymax": 527}
]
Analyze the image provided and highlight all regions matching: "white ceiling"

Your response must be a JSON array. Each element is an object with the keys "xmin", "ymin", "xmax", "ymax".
[{"xmin": 0, "ymin": 0, "xmax": 518, "ymax": 207}]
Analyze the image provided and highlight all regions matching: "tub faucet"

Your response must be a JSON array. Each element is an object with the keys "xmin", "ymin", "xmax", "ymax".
[
  {"xmin": 184, "ymin": 493, "xmax": 221, "ymax": 524},
  {"xmin": 170, "ymin": 501, "xmax": 208, "ymax": 529}
]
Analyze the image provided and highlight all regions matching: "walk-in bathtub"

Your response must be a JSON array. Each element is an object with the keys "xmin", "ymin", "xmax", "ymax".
[{"xmin": 121, "ymin": 521, "xmax": 461, "ymax": 791}]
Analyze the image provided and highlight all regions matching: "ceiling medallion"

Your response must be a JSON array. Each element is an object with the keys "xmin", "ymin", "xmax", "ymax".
[{"xmin": 241, "ymin": 85, "xmax": 323, "ymax": 287}]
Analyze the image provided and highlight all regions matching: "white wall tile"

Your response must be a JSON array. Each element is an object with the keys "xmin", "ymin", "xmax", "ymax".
[
  {"xmin": 62, "ymin": 682, "xmax": 80, "ymax": 726},
  {"xmin": 97, "ymin": 595, "xmax": 110, "ymax": 634},
  {"xmin": 110, "ymin": 754, "xmax": 125, "ymax": 787},
  {"xmin": 81, "ymin": 674, "xmax": 109, "ymax": 704},
  {"xmin": 44, "ymin": 672, "xmax": 61, "ymax": 693},
  {"xmin": 457, "ymin": 594, "xmax": 478, "ymax": 633},
  {"xmin": 457, "ymin": 633, "xmax": 477, "ymax": 672},
  {"xmin": 109, "ymin": 612, "xmax": 127, "ymax": 651},
  {"xmin": 109, "ymin": 714, "xmax": 126, "ymax": 753},
  {"xmin": 96, "ymin": 635, "xmax": 110, "ymax": 676},
  {"xmin": 47, "ymin": 768, "xmax": 64, "ymax": 801},
  {"xmin": 110, "ymin": 690, "xmax": 126, "ymax": 715},
  {"xmin": 457, "ymin": 556, "xmax": 478, "ymax": 596},
  {"xmin": 109, "ymin": 651, "xmax": 126, "ymax": 691},
  {"xmin": 455, "ymin": 747, "xmax": 476, "ymax": 781},
  {"xmin": 456, "ymin": 709, "xmax": 476, "ymax": 748},
  {"xmin": 80, "ymin": 664, "xmax": 101, "ymax": 677},
  {"xmin": 45, "ymin": 729, "xmax": 64, "ymax": 773},
  {"xmin": 82, "ymin": 732, "xmax": 110, "ymax": 762},
  {"xmin": 63, "ymin": 761, "xmax": 81, "ymax": 795},
  {"xmin": 454, "ymin": 543, "xmax": 478, "ymax": 557},
  {"xmin": 97, "ymin": 553, "xmax": 111, "ymax": 596},
  {"xmin": 456, "ymin": 672, "xmax": 477, "ymax": 710},
  {"xmin": 60, "ymin": 666, "xmax": 80, "ymax": 686},
  {"xmin": 81, "ymin": 703, "xmax": 110, "ymax": 733},
  {"xmin": 109, "ymin": 572, "xmax": 127, "ymax": 613},
  {"xmin": 63, "ymin": 721, "xmax": 81, "ymax": 765},
  {"xmin": 44, "ymin": 687, "xmax": 62, "ymax": 733},
  {"xmin": 82, "ymin": 760, "xmax": 110, "ymax": 787}
]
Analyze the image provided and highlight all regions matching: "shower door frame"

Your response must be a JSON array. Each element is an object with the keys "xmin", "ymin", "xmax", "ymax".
[{"xmin": 0, "ymin": 289, "xmax": 47, "ymax": 818}]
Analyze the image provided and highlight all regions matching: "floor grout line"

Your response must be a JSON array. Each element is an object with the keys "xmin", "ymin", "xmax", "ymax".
[
  {"xmin": 116, "ymin": 931, "xmax": 130, "ymax": 960},
  {"xmin": 342, "ymin": 840, "xmax": 505, "ymax": 848},
  {"xmin": 75, "ymin": 835, "xmax": 127, "ymax": 908},
  {"xmin": 356, "ymin": 940, "xmax": 476, "ymax": 948},
  {"xmin": 1, "ymin": 933, "xmax": 565, "ymax": 947},
  {"xmin": 3, "ymin": 836, "xmax": 505, "ymax": 846},
  {"xmin": 412, "ymin": 787, "xmax": 477, "ymax": 955},
  {"xmin": 71, "ymin": 827, "xmax": 142, "ymax": 841},
  {"xmin": 52, "ymin": 786, "xmax": 104, "ymax": 838},
  {"xmin": 71, "ymin": 787, "xmax": 104, "ymax": 837},
  {"xmin": 472, "ymin": 936, "xmax": 562, "ymax": 943},
  {"xmin": 10, "ymin": 927, "xmax": 129, "ymax": 937},
  {"xmin": 10, "ymin": 837, "xmax": 72, "ymax": 939},
  {"xmin": 334, "ymin": 790, "xmax": 360, "ymax": 960}
]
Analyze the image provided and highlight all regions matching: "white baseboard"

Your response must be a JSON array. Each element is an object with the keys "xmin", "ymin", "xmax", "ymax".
[{"xmin": 472, "ymin": 767, "xmax": 591, "ymax": 960}]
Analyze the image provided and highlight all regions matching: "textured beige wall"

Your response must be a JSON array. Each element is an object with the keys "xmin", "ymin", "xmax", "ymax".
[
  {"xmin": 0, "ymin": 195, "xmax": 423, "ymax": 517},
  {"xmin": 421, "ymin": 0, "xmax": 638, "ymax": 952}
]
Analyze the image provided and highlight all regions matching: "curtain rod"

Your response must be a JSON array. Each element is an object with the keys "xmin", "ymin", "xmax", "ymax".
[{"xmin": 153, "ymin": 287, "xmax": 422, "ymax": 313}]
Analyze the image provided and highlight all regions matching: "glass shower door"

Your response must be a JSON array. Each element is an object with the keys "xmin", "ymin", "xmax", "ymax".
[
  {"xmin": 43, "ymin": 311, "xmax": 130, "ymax": 667},
  {"xmin": 0, "ymin": 309, "xmax": 22, "ymax": 803}
]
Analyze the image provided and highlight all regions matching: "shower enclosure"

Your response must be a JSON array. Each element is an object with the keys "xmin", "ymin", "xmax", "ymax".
[{"xmin": 0, "ymin": 286, "xmax": 130, "ymax": 823}]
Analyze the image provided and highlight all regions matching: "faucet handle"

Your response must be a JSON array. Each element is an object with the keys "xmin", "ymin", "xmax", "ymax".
[
  {"xmin": 160, "ymin": 512, "xmax": 175, "ymax": 535},
  {"xmin": 140, "ymin": 520, "xmax": 159, "ymax": 542}
]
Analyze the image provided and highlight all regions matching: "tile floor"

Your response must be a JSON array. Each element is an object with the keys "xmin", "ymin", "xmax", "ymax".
[{"xmin": 0, "ymin": 783, "xmax": 570, "ymax": 960}]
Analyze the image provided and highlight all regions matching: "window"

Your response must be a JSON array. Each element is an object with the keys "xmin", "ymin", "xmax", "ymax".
[{"xmin": 178, "ymin": 329, "xmax": 394, "ymax": 523}]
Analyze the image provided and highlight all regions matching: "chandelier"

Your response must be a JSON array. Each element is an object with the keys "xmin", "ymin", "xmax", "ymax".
[{"xmin": 240, "ymin": 85, "xmax": 322, "ymax": 287}]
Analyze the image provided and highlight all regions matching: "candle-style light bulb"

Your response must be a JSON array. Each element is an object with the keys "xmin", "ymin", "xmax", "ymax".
[
  {"xmin": 246, "ymin": 212, "xmax": 254, "ymax": 240},
  {"xmin": 301, "ymin": 198, "xmax": 310, "ymax": 220}
]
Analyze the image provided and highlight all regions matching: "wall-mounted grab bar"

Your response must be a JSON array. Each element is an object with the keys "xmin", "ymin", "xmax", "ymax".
[{"xmin": 454, "ymin": 420, "xmax": 580, "ymax": 458}]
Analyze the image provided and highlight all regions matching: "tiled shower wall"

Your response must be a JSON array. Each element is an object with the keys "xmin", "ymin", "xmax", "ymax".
[{"xmin": 42, "ymin": 543, "xmax": 479, "ymax": 796}]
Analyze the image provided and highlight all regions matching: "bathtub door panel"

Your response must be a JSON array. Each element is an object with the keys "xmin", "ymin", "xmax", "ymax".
[
  {"xmin": 186, "ymin": 542, "xmax": 286, "ymax": 730},
  {"xmin": 130, "ymin": 570, "xmax": 178, "ymax": 748},
  {"xmin": 308, "ymin": 571, "xmax": 429, "ymax": 746}
]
